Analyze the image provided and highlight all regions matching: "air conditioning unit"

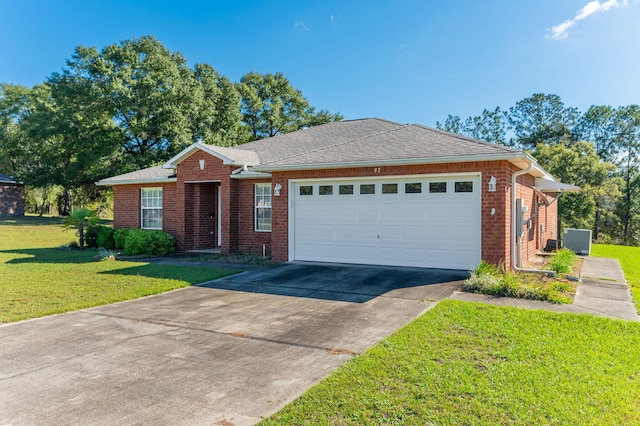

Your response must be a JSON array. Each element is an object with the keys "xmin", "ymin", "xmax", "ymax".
[{"xmin": 563, "ymin": 228, "xmax": 592, "ymax": 255}]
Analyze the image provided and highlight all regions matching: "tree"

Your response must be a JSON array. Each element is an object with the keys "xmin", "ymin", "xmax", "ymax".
[
  {"xmin": 435, "ymin": 114, "xmax": 464, "ymax": 135},
  {"xmin": 463, "ymin": 107, "xmax": 511, "ymax": 145},
  {"xmin": 64, "ymin": 36, "xmax": 203, "ymax": 168},
  {"xmin": 0, "ymin": 84, "xmax": 32, "ymax": 176},
  {"xmin": 507, "ymin": 93, "xmax": 579, "ymax": 148},
  {"xmin": 63, "ymin": 208, "xmax": 99, "ymax": 248},
  {"xmin": 533, "ymin": 141, "xmax": 620, "ymax": 236},
  {"xmin": 238, "ymin": 72, "xmax": 342, "ymax": 141},
  {"xmin": 575, "ymin": 105, "xmax": 619, "ymax": 163},
  {"xmin": 612, "ymin": 105, "xmax": 640, "ymax": 243}
]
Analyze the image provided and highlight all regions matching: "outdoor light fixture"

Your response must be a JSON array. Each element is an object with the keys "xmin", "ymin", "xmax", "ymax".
[
  {"xmin": 488, "ymin": 176, "xmax": 496, "ymax": 192},
  {"xmin": 274, "ymin": 183, "xmax": 282, "ymax": 196}
]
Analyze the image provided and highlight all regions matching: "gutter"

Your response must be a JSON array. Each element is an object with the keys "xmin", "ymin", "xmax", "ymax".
[{"xmin": 511, "ymin": 160, "xmax": 555, "ymax": 276}]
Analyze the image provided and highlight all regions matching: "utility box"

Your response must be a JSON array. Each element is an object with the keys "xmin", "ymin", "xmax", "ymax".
[{"xmin": 563, "ymin": 228, "xmax": 592, "ymax": 255}]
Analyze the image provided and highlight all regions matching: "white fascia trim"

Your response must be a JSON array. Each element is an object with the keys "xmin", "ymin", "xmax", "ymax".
[
  {"xmin": 287, "ymin": 171, "xmax": 481, "ymax": 184},
  {"xmin": 255, "ymin": 152, "xmax": 535, "ymax": 173},
  {"xmin": 163, "ymin": 142, "xmax": 259, "ymax": 168},
  {"xmin": 96, "ymin": 178, "xmax": 177, "ymax": 186},
  {"xmin": 230, "ymin": 168, "xmax": 272, "ymax": 179}
]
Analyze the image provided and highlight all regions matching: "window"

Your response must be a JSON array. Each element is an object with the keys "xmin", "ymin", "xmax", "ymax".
[
  {"xmin": 299, "ymin": 185, "xmax": 313, "ymax": 196},
  {"xmin": 255, "ymin": 183, "xmax": 272, "ymax": 231},
  {"xmin": 339, "ymin": 184, "xmax": 354, "ymax": 195},
  {"xmin": 429, "ymin": 182, "xmax": 447, "ymax": 193},
  {"xmin": 319, "ymin": 185, "xmax": 333, "ymax": 195},
  {"xmin": 360, "ymin": 184, "xmax": 375, "ymax": 194},
  {"xmin": 405, "ymin": 183, "xmax": 422, "ymax": 194},
  {"xmin": 455, "ymin": 181, "xmax": 474, "ymax": 193},
  {"xmin": 382, "ymin": 183, "xmax": 398, "ymax": 194},
  {"xmin": 141, "ymin": 188, "xmax": 163, "ymax": 230}
]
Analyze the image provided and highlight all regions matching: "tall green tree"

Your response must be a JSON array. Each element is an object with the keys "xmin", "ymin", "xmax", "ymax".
[
  {"xmin": 507, "ymin": 93, "xmax": 579, "ymax": 148},
  {"xmin": 612, "ymin": 105, "xmax": 640, "ymax": 243},
  {"xmin": 576, "ymin": 105, "xmax": 619, "ymax": 162},
  {"xmin": 64, "ymin": 35, "xmax": 201, "ymax": 169},
  {"xmin": 463, "ymin": 107, "xmax": 511, "ymax": 145},
  {"xmin": 238, "ymin": 72, "xmax": 342, "ymax": 141},
  {"xmin": 0, "ymin": 84, "xmax": 32, "ymax": 176},
  {"xmin": 435, "ymin": 114, "xmax": 464, "ymax": 135},
  {"xmin": 533, "ymin": 141, "xmax": 620, "ymax": 237}
]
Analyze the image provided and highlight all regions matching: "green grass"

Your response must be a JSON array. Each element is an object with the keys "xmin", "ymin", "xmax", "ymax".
[
  {"xmin": 0, "ymin": 215, "xmax": 239, "ymax": 323},
  {"xmin": 261, "ymin": 300, "xmax": 640, "ymax": 425},
  {"xmin": 592, "ymin": 243, "xmax": 640, "ymax": 311}
]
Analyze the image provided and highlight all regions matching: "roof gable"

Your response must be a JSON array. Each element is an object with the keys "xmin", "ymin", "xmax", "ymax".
[
  {"xmin": 0, "ymin": 173, "xmax": 18, "ymax": 184},
  {"xmin": 163, "ymin": 143, "xmax": 260, "ymax": 169}
]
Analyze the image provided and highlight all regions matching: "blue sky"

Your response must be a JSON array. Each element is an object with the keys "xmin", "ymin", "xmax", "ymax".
[{"xmin": 1, "ymin": 0, "xmax": 638, "ymax": 126}]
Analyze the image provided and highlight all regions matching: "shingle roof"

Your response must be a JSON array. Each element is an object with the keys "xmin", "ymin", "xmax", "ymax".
[
  {"xmin": 250, "ymin": 120, "xmax": 521, "ymax": 169},
  {"xmin": 232, "ymin": 118, "xmax": 404, "ymax": 164},
  {"xmin": 0, "ymin": 173, "xmax": 18, "ymax": 184},
  {"xmin": 99, "ymin": 118, "xmax": 531, "ymax": 184},
  {"xmin": 97, "ymin": 166, "xmax": 175, "ymax": 185}
]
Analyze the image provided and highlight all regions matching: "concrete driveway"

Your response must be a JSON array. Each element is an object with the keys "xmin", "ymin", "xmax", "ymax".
[{"xmin": 0, "ymin": 262, "xmax": 465, "ymax": 425}]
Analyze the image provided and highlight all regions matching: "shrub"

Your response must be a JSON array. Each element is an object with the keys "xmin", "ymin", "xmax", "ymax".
[
  {"xmin": 97, "ymin": 227, "xmax": 116, "ymax": 249},
  {"xmin": 149, "ymin": 230, "xmax": 176, "ymax": 256},
  {"xmin": 548, "ymin": 248, "xmax": 576, "ymax": 274},
  {"xmin": 123, "ymin": 229, "xmax": 176, "ymax": 256},
  {"xmin": 464, "ymin": 260, "xmax": 576, "ymax": 304},
  {"xmin": 114, "ymin": 228, "xmax": 131, "ymax": 249}
]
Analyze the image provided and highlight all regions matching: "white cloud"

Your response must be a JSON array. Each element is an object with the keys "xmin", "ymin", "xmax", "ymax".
[
  {"xmin": 549, "ymin": 0, "xmax": 628, "ymax": 39},
  {"xmin": 294, "ymin": 20, "xmax": 310, "ymax": 31}
]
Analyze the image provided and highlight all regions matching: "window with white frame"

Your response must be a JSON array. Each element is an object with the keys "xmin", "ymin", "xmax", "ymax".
[
  {"xmin": 255, "ymin": 183, "xmax": 272, "ymax": 232},
  {"xmin": 141, "ymin": 187, "xmax": 163, "ymax": 230}
]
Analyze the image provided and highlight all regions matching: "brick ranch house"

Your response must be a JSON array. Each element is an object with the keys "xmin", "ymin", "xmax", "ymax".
[
  {"xmin": 98, "ymin": 118, "xmax": 578, "ymax": 271},
  {"xmin": 0, "ymin": 173, "xmax": 25, "ymax": 217}
]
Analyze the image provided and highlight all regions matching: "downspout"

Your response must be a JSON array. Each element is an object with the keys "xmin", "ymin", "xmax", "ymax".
[{"xmin": 511, "ymin": 161, "xmax": 555, "ymax": 275}]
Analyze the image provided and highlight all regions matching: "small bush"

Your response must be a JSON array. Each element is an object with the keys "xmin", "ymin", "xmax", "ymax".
[
  {"xmin": 149, "ymin": 230, "xmax": 176, "ymax": 256},
  {"xmin": 548, "ymin": 248, "xmax": 576, "ymax": 274},
  {"xmin": 464, "ymin": 260, "xmax": 576, "ymax": 304},
  {"xmin": 123, "ymin": 229, "xmax": 176, "ymax": 256},
  {"xmin": 97, "ymin": 227, "xmax": 116, "ymax": 249},
  {"xmin": 114, "ymin": 228, "xmax": 131, "ymax": 249}
]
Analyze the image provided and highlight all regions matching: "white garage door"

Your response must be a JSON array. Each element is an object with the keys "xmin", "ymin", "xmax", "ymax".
[{"xmin": 290, "ymin": 174, "xmax": 481, "ymax": 270}]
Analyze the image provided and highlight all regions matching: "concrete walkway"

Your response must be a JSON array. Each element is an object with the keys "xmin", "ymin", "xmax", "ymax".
[{"xmin": 452, "ymin": 256, "xmax": 639, "ymax": 322}]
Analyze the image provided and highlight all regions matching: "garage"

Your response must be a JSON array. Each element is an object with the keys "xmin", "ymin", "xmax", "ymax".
[{"xmin": 290, "ymin": 174, "xmax": 481, "ymax": 270}]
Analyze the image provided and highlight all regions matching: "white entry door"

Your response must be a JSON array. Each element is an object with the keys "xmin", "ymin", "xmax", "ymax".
[{"xmin": 290, "ymin": 174, "xmax": 481, "ymax": 270}]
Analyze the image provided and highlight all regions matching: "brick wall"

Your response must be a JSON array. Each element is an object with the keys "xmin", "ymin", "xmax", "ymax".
[
  {"xmin": 272, "ymin": 161, "xmax": 555, "ymax": 268},
  {"xmin": 110, "ymin": 154, "xmax": 558, "ymax": 270},
  {"xmin": 514, "ymin": 174, "xmax": 559, "ymax": 268},
  {"xmin": 237, "ymin": 179, "xmax": 272, "ymax": 256},
  {"xmin": 174, "ymin": 151, "xmax": 235, "ymax": 252},
  {"xmin": 113, "ymin": 183, "xmax": 176, "ymax": 231},
  {"xmin": 0, "ymin": 183, "xmax": 25, "ymax": 216}
]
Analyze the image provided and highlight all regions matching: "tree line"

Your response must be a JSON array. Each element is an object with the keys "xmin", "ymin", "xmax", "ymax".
[
  {"xmin": 0, "ymin": 35, "xmax": 342, "ymax": 215},
  {"xmin": 436, "ymin": 93, "xmax": 640, "ymax": 245}
]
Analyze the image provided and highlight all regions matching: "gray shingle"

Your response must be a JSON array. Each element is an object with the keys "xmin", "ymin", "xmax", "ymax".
[
  {"xmin": 236, "ymin": 118, "xmax": 521, "ymax": 169},
  {"xmin": 0, "ymin": 173, "xmax": 18, "ymax": 184},
  {"xmin": 97, "ymin": 166, "xmax": 175, "ymax": 185}
]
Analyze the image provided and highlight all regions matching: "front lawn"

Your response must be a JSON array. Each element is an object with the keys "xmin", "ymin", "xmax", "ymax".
[
  {"xmin": 261, "ymin": 300, "xmax": 640, "ymax": 425},
  {"xmin": 0, "ymin": 216, "xmax": 239, "ymax": 323},
  {"xmin": 592, "ymin": 243, "xmax": 640, "ymax": 311}
]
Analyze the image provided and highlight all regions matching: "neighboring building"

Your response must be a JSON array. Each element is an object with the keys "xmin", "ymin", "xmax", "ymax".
[
  {"xmin": 98, "ymin": 118, "xmax": 577, "ymax": 271},
  {"xmin": 0, "ymin": 173, "xmax": 25, "ymax": 217}
]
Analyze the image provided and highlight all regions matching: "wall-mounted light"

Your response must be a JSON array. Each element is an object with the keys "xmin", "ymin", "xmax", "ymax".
[
  {"xmin": 274, "ymin": 183, "xmax": 282, "ymax": 196},
  {"xmin": 199, "ymin": 159, "xmax": 205, "ymax": 170},
  {"xmin": 488, "ymin": 176, "xmax": 497, "ymax": 192}
]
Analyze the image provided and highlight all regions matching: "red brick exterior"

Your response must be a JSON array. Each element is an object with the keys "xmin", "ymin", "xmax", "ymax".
[
  {"xmin": 0, "ymin": 183, "xmax": 24, "ymax": 216},
  {"xmin": 111, "ymin": 154, "xmax": 558, "ymax": 270}
]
